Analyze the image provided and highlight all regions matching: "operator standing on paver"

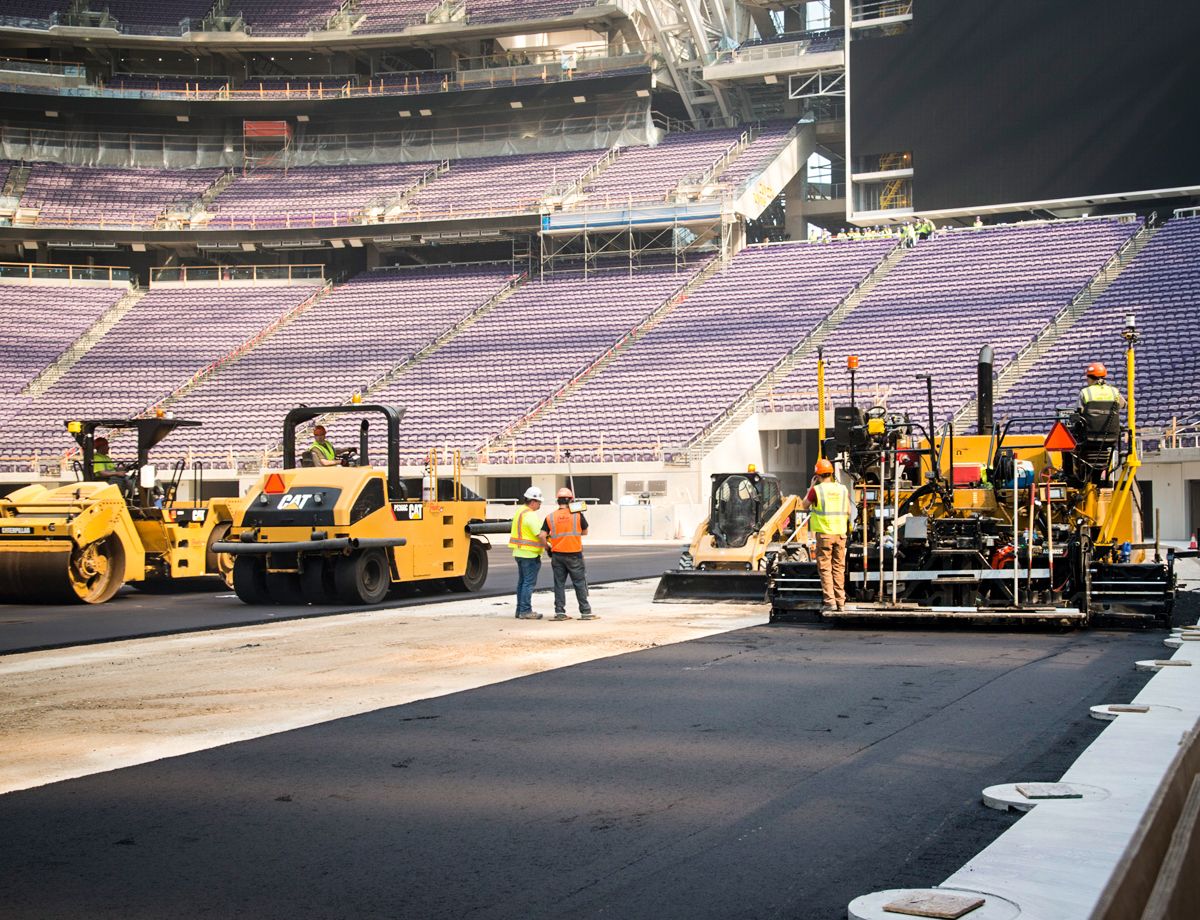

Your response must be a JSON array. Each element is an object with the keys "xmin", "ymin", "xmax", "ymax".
[
  {"xmin": 800, "ymin": 458, "xmax": 850, "ymax": 612},
  {"xmin": 542, "ymin": 487, "xmax": 598, "ymax": 621},
  {"xmin": 509, "ymin": 486, "xmax": 549, "ymax": 619}
]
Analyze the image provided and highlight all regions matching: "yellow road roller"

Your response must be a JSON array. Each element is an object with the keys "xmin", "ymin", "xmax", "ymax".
[
  {"xmin": 0, "ymin": 417, "xmax": 243, "ymax": 604},
  {"xmin": 216, "ymin": 404, "xmax": 502, "ymax": 606}
]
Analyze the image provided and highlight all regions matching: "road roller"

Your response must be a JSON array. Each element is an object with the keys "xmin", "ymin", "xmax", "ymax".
[
  {"xmin": 0, "ymin": 417, "xmax": 243, "ymax": 604},
  {"xmin": 769, "ymin": 322, "xmax": 1175, "ymax": 627},
  {"xmin": 215, "ymin": 404, "xmax": 506, "ymax": 606}
]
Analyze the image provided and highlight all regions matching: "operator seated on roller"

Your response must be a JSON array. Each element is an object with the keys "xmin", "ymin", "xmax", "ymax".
[
  {"xmin": 91, "ymin": 437, "xmax": 120, "ymax": 479},
  {"xmin": 799, "ymin": 458, "xmax": 850, "ymax": 613},
  {"xmin": 308, "ymin": 425, "xmax": 339, "ymax": 467}
]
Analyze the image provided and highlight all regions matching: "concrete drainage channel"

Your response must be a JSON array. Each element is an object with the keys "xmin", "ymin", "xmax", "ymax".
[{"xmin": 848, "ymin": 608, "xmax": 1200, "ymax": 919}]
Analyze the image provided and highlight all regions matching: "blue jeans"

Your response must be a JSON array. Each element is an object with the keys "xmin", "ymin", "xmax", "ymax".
[
  {"xmin": 552, "ymin": 554, "xmax": 591, "ymax": 615},
  {"xmin": 514, "ymin": 555, "xmax": 542, "ymax": 614}
]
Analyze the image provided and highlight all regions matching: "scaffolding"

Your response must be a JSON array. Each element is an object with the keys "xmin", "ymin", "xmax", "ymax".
[{"xmin": 242, "ymin": 120, "xmax": 294, "ymax": 175}]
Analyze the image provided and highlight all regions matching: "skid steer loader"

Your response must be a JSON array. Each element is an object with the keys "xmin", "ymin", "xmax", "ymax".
[{"xmin": 654, "ymin": 467, "xmax": 805, "ymax": 603}]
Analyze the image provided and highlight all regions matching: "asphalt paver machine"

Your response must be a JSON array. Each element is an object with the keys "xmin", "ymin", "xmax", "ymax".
[
  {"xmin": 0, "ymin": 417, "xmax": 243, "ymax": 603},
  {"xmin": 769, "ymin": 324, "xmax": 1175, "ymax": 627},
  {"xmin": 217, "ymin": 404, "xmax": 505, "ymax": 606}
]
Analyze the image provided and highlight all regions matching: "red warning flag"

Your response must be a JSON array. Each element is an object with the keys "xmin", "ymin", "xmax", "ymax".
[
  {"xmin": 264, "ymin": 472, "xmax": 287, "ymax": 494},
  {"xmin": 1044, "ymin": 421, "xmax": 1077, "ymax": 452}
]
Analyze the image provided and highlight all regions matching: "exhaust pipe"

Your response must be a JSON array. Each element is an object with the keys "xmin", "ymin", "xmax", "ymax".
[{"xmin": 977, "ymin": 345, "xmax": 994, "ymax": 435}]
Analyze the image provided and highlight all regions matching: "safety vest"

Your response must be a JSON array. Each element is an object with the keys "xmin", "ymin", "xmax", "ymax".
[
  {"xmin": 1080, "ymin": 382, "xmax": 1119, "ymax": 405},
  {"xmin": 545, "ymin": 508, "xmax": 583, "ymax": 554},
  {"xmin": 508, "ymin": 506, "xmax": 544, "ymax": 558},
  {"xmin": 810, "ymin": 480, "xmax": 849, "ymax": 535},
  {"xmin": 311, "ymin": 439, "xmax": 336, "ymax": 461},
  {"xmin": 93, "ymin": 451, "xmax": 115, "ymax": 473}
]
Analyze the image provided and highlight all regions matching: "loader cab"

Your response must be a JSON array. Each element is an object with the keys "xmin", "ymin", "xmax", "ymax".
[
  {"xmin": 68, "ymin": 417, "xmax": 201, "ymax": 515},
  {"xmin": 708, "ymin": 470, "xmax": 783, "ymax": 549}
]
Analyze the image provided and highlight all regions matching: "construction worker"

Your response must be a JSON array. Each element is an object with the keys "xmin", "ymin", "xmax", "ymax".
[
  {"xmin": 542, "ymin": 487, "xmax": 597, "ymax": 621},
  {"xmin": 310, "ymin": 425, "xmax": 338, "ymax": 467},
  {"xmin": 509, "ymin": 486, "xmax": 549, "ymax": 619},
  {"xmin": 800, "ymin": 458, "xmax": 850, "ymax": 612},
  {"xmin": 92, "ymin": 437, "xmax": 118, "ymax": 478},
  {"xmin": 1078, "ymin": 363, "xmax": 1127, "ymax": 411}
]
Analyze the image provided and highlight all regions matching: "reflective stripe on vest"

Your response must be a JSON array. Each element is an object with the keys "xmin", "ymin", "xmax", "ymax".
[
  {"xmin": 312, "ymin": 440, "xmax": 336, "ymax": 461},
  {"xmin": 509, "ymin": 508, "xmax": 543, "ymax": 553},
  {"xmin": 546, "ymin": 508, "xmax": 583, "ymax": 553},
  {"xmin": 1081, "ymin": 383, "xmax": 1118, "ymax": 404},
  {"xmin": 809, "ymin": 481, "xmax": 849, "ymax": 535}
]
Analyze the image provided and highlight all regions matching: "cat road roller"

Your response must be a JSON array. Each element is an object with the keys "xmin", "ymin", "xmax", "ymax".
[
  {"xmin": 215, "ymin": 404, "xmax": 502, "ymax": 606},
  {"xmin": 768, "ymin": 325, "xmax": 1176, "ymax": 627},
  {"xmin": 0, "ymin": 417, "xmax": 243, "ymax": 603}
]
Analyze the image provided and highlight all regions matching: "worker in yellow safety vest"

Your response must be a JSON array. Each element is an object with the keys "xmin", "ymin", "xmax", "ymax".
[
  {"xmin": 542, "ymin": 487, "xmax": 597, "ymax": 621},
  {"xmin": 92, "ymin": 436, "xmax": 118, "ymax": 478},
  {"xmin": 800, "ymin": 458, "xmax": 850, "ymax": 612},
  {"xmin": 310, "ymin": 425, "xmax": 339, "ymax": 467},
  {"xmin": 1078, "ymin": 362, "xmax": 1127, "ymax": 411},
  {"xmin": 509, "ymin": 486, "xmax": 549, "ymax": 619}
]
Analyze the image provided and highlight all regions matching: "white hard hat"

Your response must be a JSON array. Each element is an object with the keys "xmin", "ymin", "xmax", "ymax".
[{"xmin": 524, "ymin": 486, "xmax": 544, "ymax": 501}]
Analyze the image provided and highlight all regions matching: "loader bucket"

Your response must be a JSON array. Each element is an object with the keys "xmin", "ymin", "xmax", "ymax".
[{"xmin": 653, "ymin": 569, "xmax": 768, "ymax": 604}]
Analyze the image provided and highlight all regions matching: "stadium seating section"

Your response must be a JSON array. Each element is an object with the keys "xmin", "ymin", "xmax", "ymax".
[
  {"xmin": 7, "ymin": 123, "xmax": 798, "ymax": 227},
  {"xmin": 3, "ymin": 215, "xmax": 1197, "ymax": 462},
  {"xmin": 773, "ymin": 218, "xmax": 1139, "ymax": 421},
  {"xmin": 997, "ymin": 215, "xmax": 1200, "ymax": 428}
]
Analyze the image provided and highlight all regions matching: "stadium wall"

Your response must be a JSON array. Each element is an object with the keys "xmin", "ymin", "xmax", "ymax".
[{"xmin": 850, "ymin": 0, "xmax": 1200, "ymax": 212}]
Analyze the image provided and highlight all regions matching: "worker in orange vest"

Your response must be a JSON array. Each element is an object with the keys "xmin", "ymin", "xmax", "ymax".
[{"xmin": 542, "ymin": 487, "xmax": 598, "ymax": 621}]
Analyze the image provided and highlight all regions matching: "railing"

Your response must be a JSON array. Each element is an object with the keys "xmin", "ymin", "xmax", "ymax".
[
  {"xmin": 149, "ymin": 264, "xmax": 325, "ymax": 285},
  {"xmin": 0, "ymin": 57, "xmax": 85, "ymax": 77},
  {"xmin": 806, "ymin": 182, "xmax": 846, "ymax": 200},
  {"xmin": 0, "ymin": 261, "xmax": 131, "ymax": 285},
  {"xmin": 715, "ymin": 34, "xmax": 844, "ymax": 66},
  {"xmin": 1174, "ymin": 206, "xmax": 1200, "ymax": 220},
  {"xmin": 851, "ymin": 0, "xmax": 913, "ymax": 23},
  {"xmin": 1, "ymin": 53, "xmax": 651, "ymax": 103}
]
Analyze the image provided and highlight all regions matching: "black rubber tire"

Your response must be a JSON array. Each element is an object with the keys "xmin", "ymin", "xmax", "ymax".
[
  {"xmin": 265, "ymin": 571, "xmax": 307, "ymax": 605},
  {"xmin": 232, "ymin": 556, "xmax": 271, "ymax": 605},
  {"xmin": 451, "ymin": 540, "xmax": 489, "ymax": 593},
  {"xmin": 205, "ymin": 522, "xmax": 234, "ymax": 588},
  {"xmin": 334, "ymin": 548, "xmax": 391, "ymax": 605},
  {"xmin": 299, "ymin": 557, "xmax": 337, "ymax": 605}
]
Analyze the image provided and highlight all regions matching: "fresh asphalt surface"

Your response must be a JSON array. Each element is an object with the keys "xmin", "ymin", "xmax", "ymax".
[
  {"xmin": 1, "ymin": 602, "xmax": 1186, "ymax": 918},
  {"xmin": 0, "ymin": 545, "xmax": 683, "ymax": 654}
]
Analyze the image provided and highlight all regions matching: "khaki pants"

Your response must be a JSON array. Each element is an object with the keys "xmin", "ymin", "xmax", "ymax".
[{"xmin": 815, "ymin": 532, "xmax": 847, "ymax": 608}]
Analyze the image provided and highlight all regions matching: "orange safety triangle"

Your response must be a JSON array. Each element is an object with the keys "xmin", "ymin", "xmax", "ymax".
[
  {"xmin": 264, "ymin": 472, "xmax": 287, "ymax": 494},
  {"xmin": 1044, "ymin": 421, "xmax": 1077, "ymax": 452}
]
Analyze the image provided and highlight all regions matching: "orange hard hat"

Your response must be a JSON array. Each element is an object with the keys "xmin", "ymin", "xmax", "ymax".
[
  {"xmin": 814, "ymin": 458, "xmax": 834, "ymax": 475},
  {"xmin": 1086, "ymin": 362, "xmax": 1107, "ymax": 378},
  {"xmin": 556, "ymin": 487, "xmax": 574, "ymax": 500}
]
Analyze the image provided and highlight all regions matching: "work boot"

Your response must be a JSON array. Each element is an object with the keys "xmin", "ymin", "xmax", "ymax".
[
  {"xmin": 516, "ymin": 612, "xmax": 543, "ymax": 620},
  {"xmin": 552, "ymin": 613, "xmax": 571, "ymax": 621}
]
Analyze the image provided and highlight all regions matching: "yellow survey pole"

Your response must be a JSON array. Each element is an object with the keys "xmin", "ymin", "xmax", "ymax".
[
  {"xmin": 817, "ymin": 347, "xmax": 826, "ymax": 458},
  {"xmin": 1098, "ymin": 316, "xmax": 1141, "ymax": 547}
]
